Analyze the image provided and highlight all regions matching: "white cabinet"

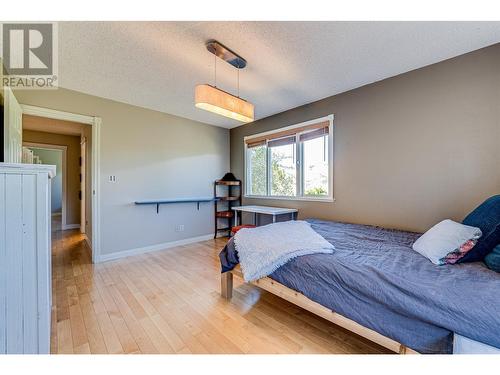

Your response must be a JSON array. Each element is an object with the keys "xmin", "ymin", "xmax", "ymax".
[{"xmin": 0, "ymin": 163, "xmax": 55, "ymax": 354}]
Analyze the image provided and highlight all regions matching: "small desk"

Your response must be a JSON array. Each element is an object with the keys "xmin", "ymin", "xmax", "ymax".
[{"xmin": 231, "ymin": 205, "xmax": 298, "ymax": 227}]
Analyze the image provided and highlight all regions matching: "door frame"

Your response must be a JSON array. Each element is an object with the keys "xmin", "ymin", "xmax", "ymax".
[
  {"xmin": 2, "ymin": 87, "xmax": 23, "ymax": 163},
  {"xmin": 80, "ymin": 136, "xmax": 86, "ymax": 234},
  {"xmin": 22, "ymin": 142, "xmax": 68, "ymax": 229},
  {"xmin": 21, "ymin": 104, "xmax": 102, "ymax": 263}
]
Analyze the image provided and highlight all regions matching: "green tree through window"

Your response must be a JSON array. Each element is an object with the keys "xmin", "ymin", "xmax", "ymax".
[
  {"xmin": 249, "ymin": 145, "xmax": 296, "ymax": 196},
  {"xmin": 249, "ymin": 145, "xmax": 266, "ymax": 195}
]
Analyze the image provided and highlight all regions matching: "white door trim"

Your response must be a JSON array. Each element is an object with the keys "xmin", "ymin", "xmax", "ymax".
[
  {"xmin": 20, "ymin": 104, "xmax": 102, "ymax": 264},
  {"xmin": 22, "ymin": 104, "xmax": 95, "ymax": 125},
  {"xmin": 80, "ymin": 136, "xmax": 86, "ymax": 234},
  {"xmin": 22, "ymin": 142, "xmax": 68, "ymax": 230},
  {"xmin": 3, "ymin": 87, "xmax": 23, "ymax": 163}
]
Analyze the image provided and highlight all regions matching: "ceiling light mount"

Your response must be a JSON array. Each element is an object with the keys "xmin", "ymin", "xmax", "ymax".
[{"xmin": 206, "ymin": 40, "xmax": 247, "ymax": 69}]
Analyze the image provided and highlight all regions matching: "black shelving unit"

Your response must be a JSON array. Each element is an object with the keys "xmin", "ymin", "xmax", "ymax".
[{"xmin": 214, "ymin": 179, "xmax": 241, "ymax": 238}]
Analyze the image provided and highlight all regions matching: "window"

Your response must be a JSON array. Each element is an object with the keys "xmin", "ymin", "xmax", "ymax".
[
  {"xmin": 269, "ymin": 136, "xmax": 296, "ymax": 196},
  {"xmin": 247, "ymin": 143, "xmax": 266, "ymax": 196},
  {"xmin": 245, "ymin": 115, "xmax": 333, "ymax": 201}
]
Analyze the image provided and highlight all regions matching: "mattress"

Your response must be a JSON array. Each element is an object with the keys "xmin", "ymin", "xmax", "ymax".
[{"xmin": 219, "ymin": 219, "xmax": 500, "ymax": 353}]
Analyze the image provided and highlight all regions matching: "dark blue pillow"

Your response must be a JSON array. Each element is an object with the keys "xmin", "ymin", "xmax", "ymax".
[
  {"xmin": 459, "ymin": 195, "xmax": 500, "ymax": 263},
  {"xmin": 484, "ymin": 244, "xmax": 500, "ymax": 272}
]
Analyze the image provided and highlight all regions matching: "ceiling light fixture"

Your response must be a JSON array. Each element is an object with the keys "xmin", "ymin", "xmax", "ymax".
[{"xmin": 195, "ymin": 40, "xmax": 254, "ymax": 123}]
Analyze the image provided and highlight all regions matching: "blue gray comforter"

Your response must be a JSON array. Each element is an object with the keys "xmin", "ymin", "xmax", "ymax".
[{"xmin": 219, "ymin": 219, "xmax": 500, "ymax": 353}]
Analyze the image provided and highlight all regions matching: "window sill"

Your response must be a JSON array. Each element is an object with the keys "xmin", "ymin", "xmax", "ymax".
[{"xmin": 244, "ymin": 195, "xmax": 335, "ymax": 203}]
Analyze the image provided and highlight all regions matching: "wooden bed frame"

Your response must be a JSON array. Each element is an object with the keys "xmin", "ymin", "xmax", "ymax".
[{"xmin": 221, "ymin": 265, "xmax": 419, "ymax": 354}]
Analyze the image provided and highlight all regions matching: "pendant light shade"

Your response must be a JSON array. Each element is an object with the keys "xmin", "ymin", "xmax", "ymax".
[{"xmin": 195, "ymin": 84, "xmax": 254, "ymax": 123}]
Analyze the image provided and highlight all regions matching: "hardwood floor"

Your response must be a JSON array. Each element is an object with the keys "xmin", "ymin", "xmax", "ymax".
[{"xmin": 51, "ymin": 229, "xmax": 391, "ymax": 354}]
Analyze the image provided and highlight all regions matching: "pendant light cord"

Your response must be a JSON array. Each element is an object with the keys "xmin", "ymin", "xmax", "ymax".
[{"xmin": 213, "ymin": 48, "xmax": 242, "ymax": 97}]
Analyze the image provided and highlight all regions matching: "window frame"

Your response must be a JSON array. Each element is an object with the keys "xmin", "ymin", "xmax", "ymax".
[{"xmin": 244, "ymin": 114, "xmax": 334, "ymax": 202}]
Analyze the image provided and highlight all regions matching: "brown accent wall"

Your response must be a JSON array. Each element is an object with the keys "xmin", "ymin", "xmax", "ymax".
[
  {"xmin": 230, "ymin": 44, "xmax": 500, "ymax": 232},
  {"xmin": 23, "ymin": 129, "xmax": 81, "ymax": 226}
]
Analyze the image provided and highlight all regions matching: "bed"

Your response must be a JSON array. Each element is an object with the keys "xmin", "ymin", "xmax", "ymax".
[{"xmin": 219, "ymin": 219, "xmax": 500, "ymax": 354}]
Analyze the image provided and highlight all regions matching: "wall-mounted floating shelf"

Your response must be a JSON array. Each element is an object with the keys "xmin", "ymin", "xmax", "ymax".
[{"xmin": 135, "ymin": 198, "xmax": 219, "ymax": 214}]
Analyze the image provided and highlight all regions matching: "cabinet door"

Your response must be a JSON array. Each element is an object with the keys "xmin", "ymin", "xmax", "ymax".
[
  {"xmin": 4, "ymin": 173, "xmax": 24, "ymax": 353},
  {"xmin": 36, "ymin": 172, "xmax": 51, "ymax": 354},
  {"xmin": 0, "ymin": 171, "xmax": 50, "ymax": 354},
  {"xmin": 22, "ymin": 174, "xmax": 38, "ymax": 353},
  {"xmin": 3, "ymin": 87, "xmax": 23, "ymax": 163}
]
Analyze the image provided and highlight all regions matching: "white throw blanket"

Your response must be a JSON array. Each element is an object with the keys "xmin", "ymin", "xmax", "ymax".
[{"xmin": 234, "ymin": 220, "xmax": 335, "ymax": 282}]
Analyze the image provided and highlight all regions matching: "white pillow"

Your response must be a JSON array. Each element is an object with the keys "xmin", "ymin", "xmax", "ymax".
[{"xmin": 412, "ymin": 219, "xmax": 482, "ymax": 265}]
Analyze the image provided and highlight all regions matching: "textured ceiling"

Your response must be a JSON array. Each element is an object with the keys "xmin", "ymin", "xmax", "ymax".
[{"xmin": 58, "ymin": 21, "xmax": 500, "ymax": 129}]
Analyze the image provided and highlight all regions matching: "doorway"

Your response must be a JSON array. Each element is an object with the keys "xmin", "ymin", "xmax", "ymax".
[
  {"xmin": 21, "ymin": 105, "xmax": 101, "ymax": 263},
  {"xmin": 23, "ymin": 143, "xmax": 67, "ymax": 231},
  {"xmin": 3, "ymin": 88, "xmax": 102, "ymax": 262},
  {"xmin": 23, "ymin": 122, "xmax": 86, "ymax": 236}
]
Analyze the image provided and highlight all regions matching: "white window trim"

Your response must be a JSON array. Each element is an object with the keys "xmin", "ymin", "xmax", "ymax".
[{"xmin": 244, "ymin": 114, "xmax": 334, "ymax": 202}]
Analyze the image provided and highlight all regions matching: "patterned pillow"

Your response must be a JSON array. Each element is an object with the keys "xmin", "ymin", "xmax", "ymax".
[
  {"xmin": 412, "ymin": 219, "xmax": 482, "ymax": 265},
  {"xmin": 460, "ymin": 195, "xmax": 500, "ymax": 263},
  {"xmin": 443, "ymin": 240, "xmax": 478, "ymax": 265}
]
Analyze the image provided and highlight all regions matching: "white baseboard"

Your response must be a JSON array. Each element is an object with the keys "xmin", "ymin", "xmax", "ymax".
[
  {"xmin": 63, "ymin": 223, "xmax": 80, "ymax": 230},
  {"xmin": 97, "ymin": 233, "xmax": 214, "ymax": 263}
]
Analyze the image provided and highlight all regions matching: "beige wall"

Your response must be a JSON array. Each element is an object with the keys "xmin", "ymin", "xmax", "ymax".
[
  {"xmin": 23, "ymin": 129, "xmax": 81, "ymax": 226},
  {"xmin": 15, "ymin": 88, "xmax": 230, "ymax": 257},
  {"xmin": 231, "ymin": 44, "xmax": 500, "ymax": 233}
]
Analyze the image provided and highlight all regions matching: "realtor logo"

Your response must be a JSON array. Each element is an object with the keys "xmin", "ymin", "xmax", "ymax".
[{"xmin": 1, "ymin": 22, "xmax": 58, "ymax": 89}]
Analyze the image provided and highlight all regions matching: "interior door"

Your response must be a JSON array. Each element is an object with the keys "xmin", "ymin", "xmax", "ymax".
[
  {"xmin": 3, "ymin": 87, "xmax": 23, "ymax": 163},
  {"xmin": 80, "ymin": 136, "xmax": 86, "ymax": 234}
]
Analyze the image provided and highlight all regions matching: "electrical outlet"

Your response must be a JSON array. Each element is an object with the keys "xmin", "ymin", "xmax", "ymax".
[
  {"xmin": 175, "ymin": 224, "xmax": 185, "ymax": 232},
  {"xmin": 108, "ymin": 175, "xmax": 117, "ymax": 183}
]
